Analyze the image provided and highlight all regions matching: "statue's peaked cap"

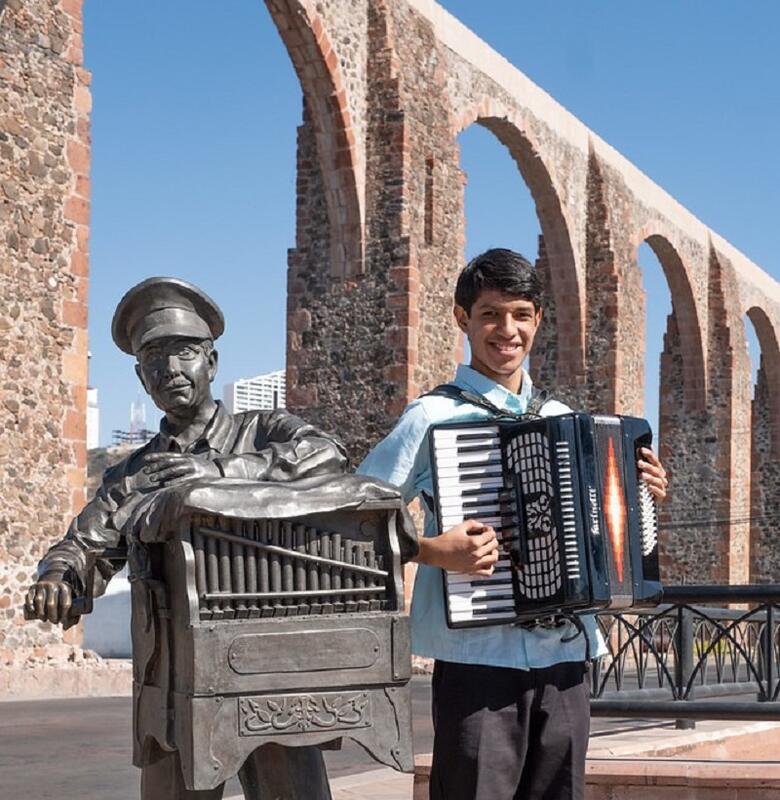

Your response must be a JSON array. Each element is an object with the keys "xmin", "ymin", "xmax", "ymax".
[{"xmin": 111, "ymin": 277, "xmax": 225, "ymax": 355}]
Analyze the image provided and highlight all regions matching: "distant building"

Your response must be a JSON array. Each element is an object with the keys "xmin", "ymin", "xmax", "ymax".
[
  {"xmin": 86, "ymin": 349, "xmax": 99, "ymax": 450},
  {"xmin": 111, "ymin": 397, "xmax": 155, "ymax": 446},
  {"xmin": 223, "ymin": 369, "xmax": 286, "ymax": 413},
  {"xmin": 87, "ymin": 386, "xmax": 99, "ymax": 450},
  {"xmin": 111, "ymin": 429, "xmax": 156, "ymax": 446}
]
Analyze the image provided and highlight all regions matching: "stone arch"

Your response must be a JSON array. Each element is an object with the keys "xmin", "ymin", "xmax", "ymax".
[
  {"xmin": 453, "ymin": 103, "xmax": 584, "ymax": 385},
  {"xmin": 745, "ymin": 305, "xmax": 780, "ymax": 582},
  {"xmin": 746, "ymin": 306, "xmax": 780, "ymax": 457},
  {"xmin": 265, "ymin": 0, "xmax": 363, "ymax": 277},
  {"xmin": 638, "ymin": 232, "xmax": 706, "ymax": 412}
]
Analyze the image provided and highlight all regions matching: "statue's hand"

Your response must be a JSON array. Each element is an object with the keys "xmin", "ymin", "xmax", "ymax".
[
  {"xmin": 25, "ymin": 572, "xmax": 74, "ymax": 624},
  {"xmin": 143, "ymin": 453, "xmax": 221, "ymax": 487}
]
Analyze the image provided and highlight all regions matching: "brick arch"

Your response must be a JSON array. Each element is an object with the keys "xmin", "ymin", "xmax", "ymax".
[
  {"xmin": 453, "ymin": 104, "xmax": 584, "ymax": 380},
  {"xmin": 265, "ymin": 0, "xmax": 363, "ymax": 277},
  {"xmin": 639, "ymin": 232, "xmax": 706, "ymax": 412},
  {"xmin": 746, "ymin": 306, "xmax": 780, "ymax": 457}
]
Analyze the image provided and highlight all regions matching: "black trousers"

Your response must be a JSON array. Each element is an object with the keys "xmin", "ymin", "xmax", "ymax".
[
  {"xmin": 429, "ymin": 660, "xmax": 590, "ymax": 800},
  {"xmin": 139, "ymin": 742, "xmax": 332, "ymax": 800}
]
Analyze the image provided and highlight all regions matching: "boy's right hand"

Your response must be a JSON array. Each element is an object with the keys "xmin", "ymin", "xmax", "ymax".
[{"xmin": 416, "ymin": 520, "xmax": 499, "ymax": 575}]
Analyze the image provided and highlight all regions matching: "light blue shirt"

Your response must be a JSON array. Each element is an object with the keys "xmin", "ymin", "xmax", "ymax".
[{"xmin": 357, "ymin": 364, "xmax": 606, "ymax": 669}]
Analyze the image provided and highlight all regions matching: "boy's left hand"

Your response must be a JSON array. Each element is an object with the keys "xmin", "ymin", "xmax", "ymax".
[{"xmin": 638, "ymin": 447, "xmax": 668, "ymax": 502}]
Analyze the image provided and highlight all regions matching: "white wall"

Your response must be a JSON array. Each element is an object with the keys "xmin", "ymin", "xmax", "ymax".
[{"xmin": 81, "ymin": 566, "xmax": 131, "ymax": 658}]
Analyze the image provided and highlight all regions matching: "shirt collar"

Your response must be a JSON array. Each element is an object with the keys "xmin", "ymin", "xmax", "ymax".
[
  {"xmin": 453, "ymin": 363, "xmax": 533, "ymax": 413},
  {"xmin": 157, "ymin": 401, "xmax": 234, "ymax": 453}
]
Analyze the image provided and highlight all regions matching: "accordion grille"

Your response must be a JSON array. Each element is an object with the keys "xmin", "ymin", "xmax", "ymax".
[{"xmin": 505, "ymin": 430, "xmax": 562, "ymax": 599}]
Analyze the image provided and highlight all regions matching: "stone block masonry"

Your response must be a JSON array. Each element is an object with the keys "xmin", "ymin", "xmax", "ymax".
[
  {"xmin": 2, "ymin": 0, "xmax": 780, "ymax": 678},
  {"xmin": 267, "ymin": 0, "xmax": 780, "ymax": 587},
  {"xmin": 0, "ymin": 0, "xmax": 91, "ymax": 668}
]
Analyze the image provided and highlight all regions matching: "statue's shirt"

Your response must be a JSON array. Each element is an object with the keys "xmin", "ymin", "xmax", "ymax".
[{"xmin": 39, "ymin": 402, "xmax": 347, "ymax": 595}]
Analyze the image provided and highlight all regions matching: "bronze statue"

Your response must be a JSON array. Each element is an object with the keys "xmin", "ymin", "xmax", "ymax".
[{"xmin": 25, "ymin": 277, "xmax": 357, "ymax": 799}]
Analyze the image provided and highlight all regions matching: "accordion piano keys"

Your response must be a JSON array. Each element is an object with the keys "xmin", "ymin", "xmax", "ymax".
[{"xmin": 430, "ymin": 425, "xmax": 524, "ymax": 626}]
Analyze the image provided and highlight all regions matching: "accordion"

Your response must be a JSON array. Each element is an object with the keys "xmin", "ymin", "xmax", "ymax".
[{"xmin": 428, "ymin": 413, "xmax": 662, "ymax": 629}]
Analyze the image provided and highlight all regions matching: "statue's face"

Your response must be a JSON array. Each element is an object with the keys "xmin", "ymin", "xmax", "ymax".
[{"xmin": 135, "ymin": 336, "xmax": 217, "ymax": 416}]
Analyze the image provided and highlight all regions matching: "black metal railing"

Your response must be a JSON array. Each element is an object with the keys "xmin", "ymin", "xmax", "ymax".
[{"xmin": 591, "ymin": 585, "xmax": 780, "ymax": 723}]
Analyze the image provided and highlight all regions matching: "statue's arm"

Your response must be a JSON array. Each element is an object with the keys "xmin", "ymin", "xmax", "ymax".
[
  {"xmin": 26, "ymin": 478, "xmax": 124, "ymax": 625},
  {"xmin": 39, "ymin": 485, "xmax": 124, "ymax": 589},
  {"xmin": 214, "ymin": 410, "xmax": 348, "ymax": 481}
]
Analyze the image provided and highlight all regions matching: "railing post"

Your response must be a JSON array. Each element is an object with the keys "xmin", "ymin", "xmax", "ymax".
[
  {"xmin": 761, "ymin": 604, "xmax": 775, "ymax": 702},
  {"xmin": 675, "ymin": 606, "xmax": 695, "ymax": 730}
]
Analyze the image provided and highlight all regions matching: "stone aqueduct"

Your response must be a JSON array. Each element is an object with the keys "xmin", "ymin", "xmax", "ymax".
[{"xmin": 1, "ymin": 0, "xmax": 780, "ymax": 661}]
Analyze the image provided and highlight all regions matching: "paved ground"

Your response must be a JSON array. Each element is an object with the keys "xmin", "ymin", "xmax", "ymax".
[
  {"xmin": 0, "ymin": 677, "xmax": 434, "ymax": 799},
  {"xmin": 327, "ymin": 768, "xmax": 413, "ymax": 800},
  {"xmin": 0, "ymin": 677, "xmax": 708, "ymax": 799}
]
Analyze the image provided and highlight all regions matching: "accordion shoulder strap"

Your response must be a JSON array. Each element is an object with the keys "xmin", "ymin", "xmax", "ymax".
[{"xmin": 422, "ymin": 382, "xmax": 551, "ymax": 420}]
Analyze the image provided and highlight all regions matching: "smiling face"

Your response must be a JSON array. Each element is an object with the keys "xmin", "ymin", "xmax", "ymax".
[
  {"xmin": 135, "ymin": 336, "xmax": 217, "ymax": 418},
  {"xmin": 454, "ymin": 289, "xmax": 542, "ymax": 392}
]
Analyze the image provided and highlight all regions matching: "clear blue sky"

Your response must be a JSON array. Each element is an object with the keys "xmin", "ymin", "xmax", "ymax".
[{"xmin": 84, "ymin": 1, "xmax": 779, "ymax": 445}]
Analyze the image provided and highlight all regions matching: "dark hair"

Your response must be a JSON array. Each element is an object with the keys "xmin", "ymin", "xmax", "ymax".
[{"xmin": 454, "ymin": 248, "xmax": 542, "ymax": 314}]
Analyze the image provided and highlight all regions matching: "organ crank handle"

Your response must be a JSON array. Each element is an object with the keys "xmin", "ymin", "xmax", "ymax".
[
  {"xmin": 22, "ymin": 575, "xmax": 92, "ymax": 624},
  {"xmin": 24, "ymin": 546, "xmax": 126, "ymax": 623}
]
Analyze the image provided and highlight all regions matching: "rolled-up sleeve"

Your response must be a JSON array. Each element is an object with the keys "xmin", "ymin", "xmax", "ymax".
[
  {"xmin": 357, "ymin": 401, "xmax": 431, "ymax": 504},
  {"xmin": 38, "ymin": 475, "xmax": 125, "ymax": 597}
]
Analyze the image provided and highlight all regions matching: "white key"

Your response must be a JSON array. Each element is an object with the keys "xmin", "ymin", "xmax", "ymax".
[
  {"xmin": 451, "ymin": 612, "xmax": 517, "ymax": 623},
  {"xmin": 433, "ymin": 428, "xmax": 499, "ymax": 443},
  {"xmin": 433, "ymin": 442, "xmax": 500, "ymax": 459},
  {"xmin": 437, "ymin": 478, "xmax": 505, "ymax": 497},
  {"xmin": 449, "ymin": 594, "xmax": 516, "ymax": 613},
  {"xmin": 434, "ymin": 451, "xmax": 501, "ymax": 467},
  {"xmin": 442, "ymin": 514, "xmax": 504, "ymax": 529},
  {"xmin": 439, "ymin": 494, "xmax": 503, "ymax": 512},
  {"xmin": 436, "ymin": 463, "xmax": 503, "ymax": 478},
  {"xmin": 441, "ymin": 510, "xmax": 503, "ymax": 527},
  {"xmin": 447, "ymin": 581, "xmax": 512, "ymax": 599},
  {"xmin": 446, "ymin": 562, "xmax": 513, "ymax": 585}
]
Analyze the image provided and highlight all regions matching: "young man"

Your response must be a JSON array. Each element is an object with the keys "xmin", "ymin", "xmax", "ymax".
[{"xmin": 358, "ymin": 248, "xmax": 668, "ymax": 800}]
